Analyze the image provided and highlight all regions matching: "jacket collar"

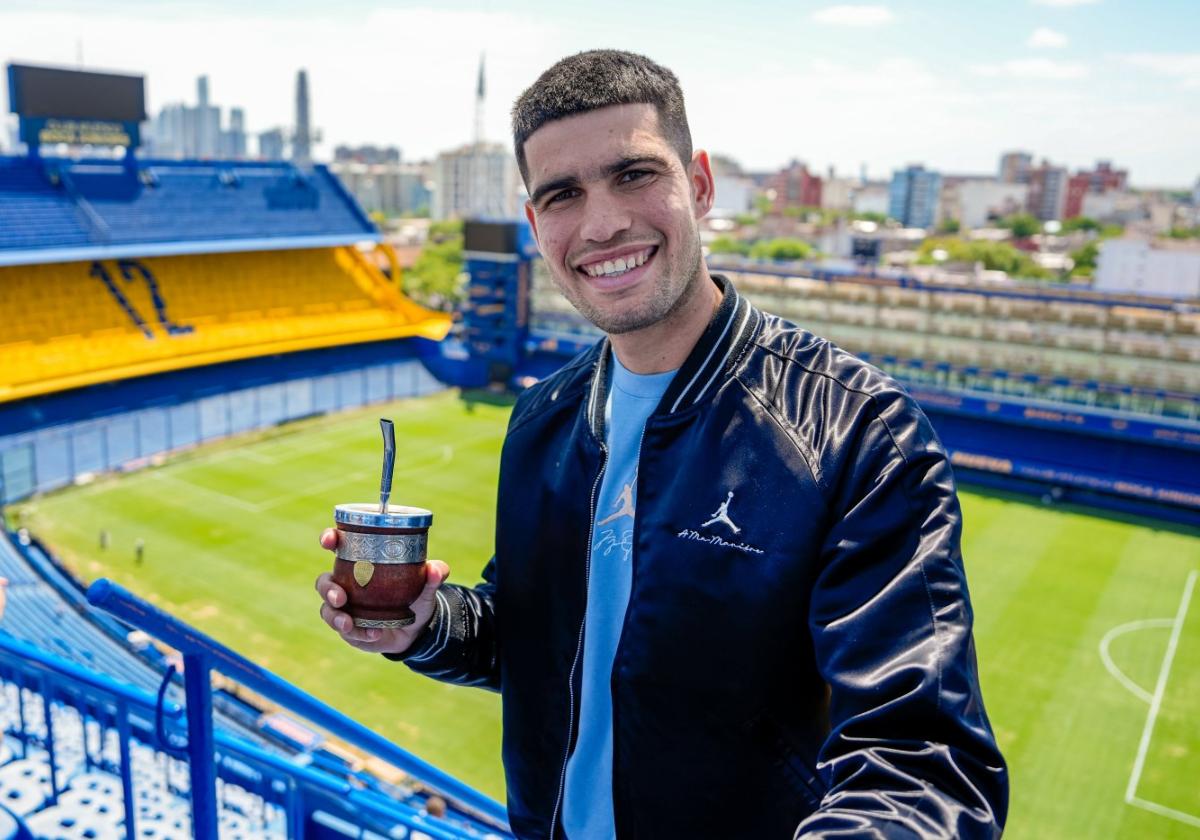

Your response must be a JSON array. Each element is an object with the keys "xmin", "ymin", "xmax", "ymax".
[{"xmin": 586, "ymin": 274, "xmax": 760, "ymax": 439}]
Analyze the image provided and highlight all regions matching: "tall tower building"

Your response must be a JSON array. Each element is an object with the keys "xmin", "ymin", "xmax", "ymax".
[
  {"xmin": 293, "ymin": 69, "xmax": 312, "ymax": 165},
  {"xmin": 1026, "ymin": 160, "xmax": 1068, "ymax": 221},
  {"xmin": 888, "ymin": 164, "xmax": 942, "ymax": 229},
  {"xmin": 193, "ymin": 74, "xmax": 221, "ymax": 158},
  {"xmin": 474, "ymin": 54, "xmax": 486, "ymax": 150},
  {"xmin": 259, "ymin": 129, "xmax": 285, "ymax": 161},
  {"xmin": 222, "ymin": 107, "xmax": 247, "ymax": 159},
  {"xmin": 999, "ymin": 151, "xmax": 1033, "ymax": 185}
]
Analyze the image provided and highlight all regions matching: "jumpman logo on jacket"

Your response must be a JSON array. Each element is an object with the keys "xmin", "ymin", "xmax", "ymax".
[
  {"xmin": 702, "ymin": 491, "xmax": 741, "ymax": 534},
  {"xmin": 598, "ymin": 483, "xmax": 636, "ymax": 527}
]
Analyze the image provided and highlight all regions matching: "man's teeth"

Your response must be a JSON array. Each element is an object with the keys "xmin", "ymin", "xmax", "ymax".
[{"xmin": 583, "ymin": 248, "xmax": 652, "ymax": 278}]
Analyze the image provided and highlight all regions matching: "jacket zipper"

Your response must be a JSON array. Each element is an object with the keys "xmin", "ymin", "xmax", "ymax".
[
  {"xmin": 608, "ymin": 423, "xmax": 649, "ymax": 837},
  {"xmin": 550, "ymin": 442, "xmax": 608, "ymax": 835}
]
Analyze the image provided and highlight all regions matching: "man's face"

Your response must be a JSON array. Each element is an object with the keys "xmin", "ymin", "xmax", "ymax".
[{"xmin": 523, "ymin": 103, "xmax": 713, "ymax": 335}]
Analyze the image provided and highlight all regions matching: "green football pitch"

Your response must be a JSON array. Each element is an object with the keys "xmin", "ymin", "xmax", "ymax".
[{"xmin": 10, "ymin": 390, "xmax": 1200, "ymax": 838}]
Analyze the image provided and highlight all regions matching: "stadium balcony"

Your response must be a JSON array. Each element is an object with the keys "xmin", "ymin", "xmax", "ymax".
[{"xmin": 0, "ymin": 155, "xmax": 451, "ymax": 404}]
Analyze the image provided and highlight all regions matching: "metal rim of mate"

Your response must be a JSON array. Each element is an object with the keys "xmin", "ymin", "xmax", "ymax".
[{"xmin": 335, "ymin": 503, "xmax": 433, "ymax": 530}]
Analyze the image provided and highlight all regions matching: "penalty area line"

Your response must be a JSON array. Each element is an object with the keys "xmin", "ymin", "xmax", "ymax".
[
  {"xmin": 1127, "ymin": 796, "xmax": 1200, "ymax": 830},
  {"xmin": 1124, "ymin": 569, "xmax": 1198, "ymax": 825}
]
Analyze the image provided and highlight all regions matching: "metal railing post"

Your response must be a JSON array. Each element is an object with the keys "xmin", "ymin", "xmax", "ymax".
[
  {"xmin": 40, "ymin": 678, "xmax": 59, "ymax": 806},
  {"xmin": 116, "ymin": 700, "xmax": 137, "ymax": 840},
  {"xmin": 183, "ymin": 652, "xmax": 219, "ymax": 840}
]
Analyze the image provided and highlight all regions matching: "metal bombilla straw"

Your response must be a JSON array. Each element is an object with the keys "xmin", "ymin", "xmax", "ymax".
[{"xmin": 379, "ymin": 418, "xmax": 396, "ymax": 513}]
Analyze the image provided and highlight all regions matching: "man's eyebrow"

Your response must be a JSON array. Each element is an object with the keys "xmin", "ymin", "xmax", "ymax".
[
  {"xmin": 530, "ymin": 175, "xmax": 580, "ymax": 207},
  {"xmin": 602, "ymin": 154, "xmax": 672, "ymax": 177},
  {"xmin": 529, "ymin": 154, "xmax": 673, "ymax": 206}
]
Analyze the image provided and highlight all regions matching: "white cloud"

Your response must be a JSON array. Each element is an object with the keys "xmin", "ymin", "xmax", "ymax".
[
  {"xmin": 1120, "ymin": 53, "xmax": 1200, "ymax": 88},
  {"xmin": 1027, "ymin": 27, "xmax": 1068, "ymax": 48},
  {"xmin": 970, "ymin": 58, "xmax": 1089, "ymax": 80},
  {"xmin": 1030, "ymin": 0, "xmax": 1099, "ymax": 6},
  {"xmin": 811, "ymin": 5, "xmax": 895, "ymax": 26}
]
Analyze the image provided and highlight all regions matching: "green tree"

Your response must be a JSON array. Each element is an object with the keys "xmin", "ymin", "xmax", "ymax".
[
  {"xmin": 753, "ymin": 195, "xmax": 774, "ymax": 216},
  {"xmin": 916, "ymin": 236, "xmax": 1050, "ymax": 279},
  {"xmin": 708, "ymin": 235, "xmax": 751, "ymax": 256},
  {"xmin": 1060, "ymin": 216, "xmax": 1100, "ymax": 233},
  {"xmin": 428, "ymin": 219, "xmax": 464, "ymax": 240},
  {"xmin": 406, "ymin": 221, "xmax": 465, "ymax": 309},
  {"xmin": 937, "ymin": 217, "xmax": 961, "ymax": 234},
  {"xmin": 749, "ymin": 238, "xmax": 813, "ymax": 261},
  {"xmin": 1068, "ymin": 242, "xmax": 1099, "ymax": 277},
  {"xmin": 851, "ymin": 211, "xmax": 888, "ymax": 224},
  {"xmin": 1167, "ymin": 226, "xmax": 1200, "ymax": 239},
  {"xmin": 998, "ymin": 213, "xmax": 1042, "ymax": 238}
]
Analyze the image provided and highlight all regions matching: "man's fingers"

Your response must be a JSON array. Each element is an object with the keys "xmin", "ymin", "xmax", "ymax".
[
  {"xmin": 315, "ymin": 573, "xmax": 346, "ymax": 608},
  {"xmin": 408, "ymin": 560, "xmax": 450, "ymax": 614},
  {"xmin": 319, "ymin": 528, "xmax": 339, "ymax": 551},
  {"xmin": 320, "ymin": 603, "xmax": 382, "ymax": 642},
  {"xmin": 319, "ymin": 602, "xmax": 347, "ymax": 631}
]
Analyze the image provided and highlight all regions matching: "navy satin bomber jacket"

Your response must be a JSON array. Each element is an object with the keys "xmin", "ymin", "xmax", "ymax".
[{"xmin": 395, "ymin": 275, "xmax": 1009, "ymax": 838}]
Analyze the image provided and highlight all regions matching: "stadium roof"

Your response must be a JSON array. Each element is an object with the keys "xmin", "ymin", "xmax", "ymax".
[{"xmin": 0, "ymin": 155, "xmax": 379, "ymax": 266}]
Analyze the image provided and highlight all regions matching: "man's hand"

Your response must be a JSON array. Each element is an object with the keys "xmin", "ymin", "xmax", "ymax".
[{"xmin": 315, "ymin": 528, "xmax": 450, "ymax": 655}]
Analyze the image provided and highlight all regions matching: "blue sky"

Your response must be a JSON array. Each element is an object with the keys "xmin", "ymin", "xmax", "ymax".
[{"xmin": 2, "ymin": 0, "xmax": 1197, "ymax": 186}]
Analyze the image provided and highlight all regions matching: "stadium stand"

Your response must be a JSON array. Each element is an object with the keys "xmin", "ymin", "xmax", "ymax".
[
  {"xmin": 0, "ymin": 530, "xmax": 509, "ymax": 839},
  {"xmin": 0, "ymin": 137, "xmax": 506, "ymax": 836},
  {"xmin": 0, "ymin": 157, "xmax": 369, "ymax": 258},
  {"xmin": 0, "ymin": 156, "xmax": 451, "ymax": 403},
  {"xmin": 518, "ymin": 252, "xmax": 1200, "ymax": 524}
]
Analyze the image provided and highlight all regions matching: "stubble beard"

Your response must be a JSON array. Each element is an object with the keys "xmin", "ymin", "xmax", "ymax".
[{"xmin": 556, "ymin": 234, "xmax": 705, "ymax": 336}]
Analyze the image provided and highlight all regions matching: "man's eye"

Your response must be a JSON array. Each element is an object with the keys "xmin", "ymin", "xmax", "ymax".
[
  {"xmin": 547, "ymin": 189, "xmax": 578, "ymax": 205},
  {"xmin": 620, "ymin": 170, "xmax": 651, "ymax": 184}
]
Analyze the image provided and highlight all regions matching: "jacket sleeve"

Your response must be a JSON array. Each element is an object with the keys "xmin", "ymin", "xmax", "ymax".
[
  {"xmin": 385, "ymin": 555, "xmax": 501, "ymax": 692},
  {"xmin": 796, "ymin": 390, "xmax": 1008, "ymax": 839}
]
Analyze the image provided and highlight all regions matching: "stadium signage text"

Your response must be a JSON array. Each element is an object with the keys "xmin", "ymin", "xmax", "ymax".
[{"xmin": 22, "ymin": 117, "xmax": 137, "ymax": 148}]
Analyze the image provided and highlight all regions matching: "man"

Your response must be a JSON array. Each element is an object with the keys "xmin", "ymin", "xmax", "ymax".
[{"xmin": 317, "ymin": 50, "xmax": 1008, "ymax": 838}]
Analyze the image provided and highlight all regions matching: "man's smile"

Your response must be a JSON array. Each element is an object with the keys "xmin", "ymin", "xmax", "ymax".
[{"xmin": 574, "ymin": 245, "xmax": 659, "ymax": 291}]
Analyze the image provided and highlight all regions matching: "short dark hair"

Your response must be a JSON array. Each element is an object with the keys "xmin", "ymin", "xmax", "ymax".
[{"xmin": 511, "ymin": 50, "xmax": 693, "ymax": 185}]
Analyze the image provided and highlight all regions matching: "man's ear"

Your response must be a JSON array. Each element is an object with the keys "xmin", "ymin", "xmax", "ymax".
[{"xmin": 689, "ymin": 150, "xmax": 715, "ymax": 220}]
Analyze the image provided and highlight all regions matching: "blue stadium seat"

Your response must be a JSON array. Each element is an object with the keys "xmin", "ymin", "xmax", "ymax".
[{"xmin": 0, "ymin": 156, "xmax": 375, "ymax": 258}]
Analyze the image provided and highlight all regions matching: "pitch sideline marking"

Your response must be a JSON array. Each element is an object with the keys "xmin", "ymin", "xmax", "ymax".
[
  {"xmin": 149, "ymin": 471, "xmax": 261, "ymax": 513},
  {"xmin": 254, "ymin": 442, "xmax": 456, "ymax": 511},
  {"xmin": 1123, "ymin": 569, "xmax": 1199, "ymax": 828},
  {"xmin": 1098, "ymin": 618, "xmax": 1175, "ymax": 705}
]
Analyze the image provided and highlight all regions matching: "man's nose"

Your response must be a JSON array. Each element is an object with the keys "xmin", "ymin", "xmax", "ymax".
[{"xmin": 578, "ymin": 189, "xmax": 632, "ymax": 243}]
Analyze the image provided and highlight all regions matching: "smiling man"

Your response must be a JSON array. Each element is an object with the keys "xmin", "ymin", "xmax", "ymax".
[{"xmin": 316, "ymin": 50, "xmax": 1008, "ymax": 838}]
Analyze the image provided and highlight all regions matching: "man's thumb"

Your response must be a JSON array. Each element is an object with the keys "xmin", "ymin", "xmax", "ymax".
[{"xmin": 426, "ymin": 560, "xmax": 450, "ymax": 589}]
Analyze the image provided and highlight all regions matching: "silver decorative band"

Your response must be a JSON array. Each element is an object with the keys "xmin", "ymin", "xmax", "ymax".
[
  {"xmin": 353, "ymin": 616, "xmax": 415, "ymax": 629},
  {"xmin": 336, "ymin": 531, "xmax": 427, "ymax": 565}
]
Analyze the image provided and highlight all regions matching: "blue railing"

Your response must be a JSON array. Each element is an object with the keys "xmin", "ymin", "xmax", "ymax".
[
  {"xmin": 0, "ymin": 632, "xmax": 182, "ymax": 835},
  {"xmin": 85, "ymin": 578, "xmax": 510, "ymax": 838}
]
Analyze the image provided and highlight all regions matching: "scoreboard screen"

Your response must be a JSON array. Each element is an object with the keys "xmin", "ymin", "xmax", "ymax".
[
  {"xmin": 7, "ymin": 63, "xmax": 146, "ymax": 122},
  {"xmin": 464, "ymin": 221, "xmax": 520, "ymax": 255}
]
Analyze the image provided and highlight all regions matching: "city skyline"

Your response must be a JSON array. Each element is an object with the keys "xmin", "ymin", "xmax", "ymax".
[{"xmin": 1, "ymin": 0, "xmax": 1197, "ymax": 186}]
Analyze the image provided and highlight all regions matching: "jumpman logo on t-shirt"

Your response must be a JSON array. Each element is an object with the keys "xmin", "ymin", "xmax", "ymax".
[{"xmin": 598, "ymin": 482, "xmax": 635, "ymax": 526}]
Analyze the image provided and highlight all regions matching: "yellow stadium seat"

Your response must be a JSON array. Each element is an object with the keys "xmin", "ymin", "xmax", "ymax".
[{"xmin": 0, "ymin": 247, "xmax": 451, "ymax": 402}]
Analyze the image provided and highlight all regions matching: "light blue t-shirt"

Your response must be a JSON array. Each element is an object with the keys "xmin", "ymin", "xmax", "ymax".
[{"xmin": 562, "ymin": 353, "xmax": 675, "ymax": 839}]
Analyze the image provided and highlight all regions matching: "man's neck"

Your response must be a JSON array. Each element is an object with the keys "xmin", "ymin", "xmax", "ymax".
[{"xmin": 608, "ymin": 269, "xmax": 722, "ymax": 374}]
